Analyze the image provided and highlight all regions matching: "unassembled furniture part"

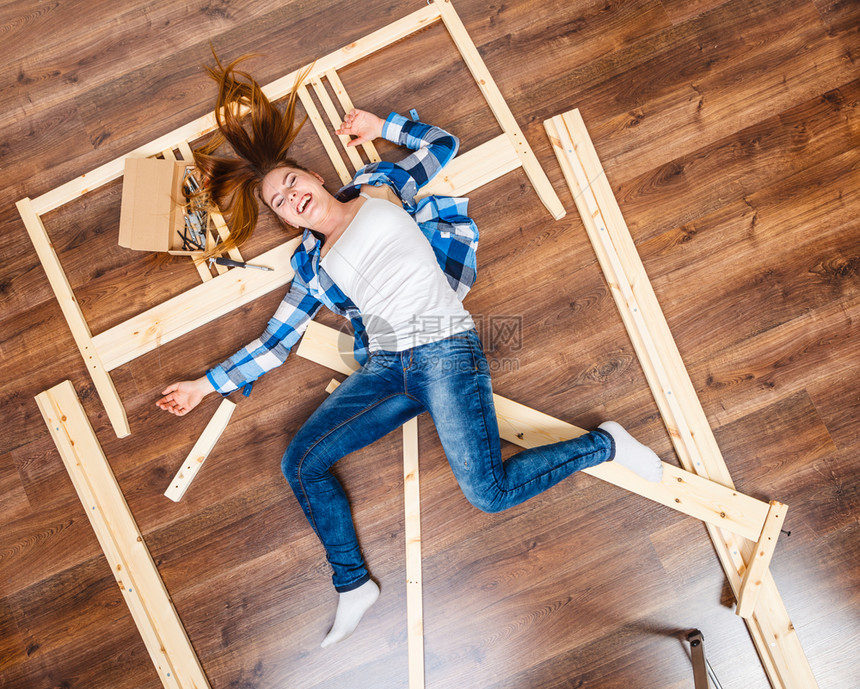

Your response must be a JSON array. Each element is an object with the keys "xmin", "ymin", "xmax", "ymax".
[
  {"xmin": 402, "ymin": 416, "xmax": 425, "ymax": 689},
  {"xmin": 164, "ymin": 398, "xmax": 236, "ymax": 502},
  {"xmin": 544, "ymin": 109, "xmax": 812, "ymax": 688},
  {"xmin": 35, "ymin": 381, "xmax": 210, "ymax": 689},
  {"xmin": 16, "ymin": 0, "xmax": 562, "ymax": 440}
]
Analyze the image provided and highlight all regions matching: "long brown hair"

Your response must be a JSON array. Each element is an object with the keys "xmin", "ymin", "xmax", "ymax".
[{"xmin": 193, "ymin": 50, "xmax": 308, "ymax": 260}]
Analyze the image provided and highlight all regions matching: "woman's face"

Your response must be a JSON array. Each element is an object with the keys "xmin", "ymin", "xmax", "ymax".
[{"xmin": 260, "ymin": 166, "xmax": 333, "ymax": 229}]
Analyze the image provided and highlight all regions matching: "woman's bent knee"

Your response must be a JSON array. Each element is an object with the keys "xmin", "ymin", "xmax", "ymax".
[
  {"xmin": 281, "ymin": 441, "xmax": 305, "ymax": 488},
  {"xmin": 462, "ymin": 489, "xmax": 505, "ymax": 514}
]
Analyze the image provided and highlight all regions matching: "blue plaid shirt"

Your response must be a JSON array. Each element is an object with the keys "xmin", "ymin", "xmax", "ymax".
[{"xmin": 207, "ymin": 112, "xmax": 480, "ymax": 395}]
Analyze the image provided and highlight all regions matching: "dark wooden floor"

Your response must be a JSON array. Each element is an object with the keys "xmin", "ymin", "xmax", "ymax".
[{"xmin": 1, "ymin": 0, "xmax": 858, "ymax": 687}]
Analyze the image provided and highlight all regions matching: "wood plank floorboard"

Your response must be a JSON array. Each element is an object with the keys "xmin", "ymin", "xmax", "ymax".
[{"xmin": 1, "ymin": 1, "xmax": 858, "ymax": 688}]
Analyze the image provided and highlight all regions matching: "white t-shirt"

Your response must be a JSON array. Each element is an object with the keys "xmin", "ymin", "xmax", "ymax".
[{"xmin": 320, "ymin": 195, "xmax": 474, "ymax": 352}]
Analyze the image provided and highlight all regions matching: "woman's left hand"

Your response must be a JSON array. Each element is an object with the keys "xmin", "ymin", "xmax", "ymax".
[{"xmin": 337, "ymin": 109, "xmax": 385, "ymax": 147}]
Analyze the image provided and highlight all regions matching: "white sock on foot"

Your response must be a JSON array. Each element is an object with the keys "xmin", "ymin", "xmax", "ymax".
[
  {"xmin": 320, "ymin": 579, "xmax": 380, "ymax": 648},
  {"xmin": 598, "ymin": 421, "xmax": 663, "ymax": 482}
]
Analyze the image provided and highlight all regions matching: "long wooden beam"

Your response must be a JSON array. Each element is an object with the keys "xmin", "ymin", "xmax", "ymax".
[
  {"xmin": 402, "ymin": 416, "xmax": 425, "ymax": 689},
  {"xmin": 35, "ymin": 380, "xmax": 209, "ymax": 689},
  {"xmin": 294, "ymin": 320, "xmax": 771, "ymax": 542},
  {"xmin": 324, "ymin": 379, "xmax": 425, "ymax": 686},
  {"xmin": 544, "ymin": 109, "xmax": 813, "ymax": 688}
]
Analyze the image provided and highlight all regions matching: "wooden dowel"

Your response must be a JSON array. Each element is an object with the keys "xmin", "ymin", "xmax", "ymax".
[{"xmin": 164, "ymin": 399, "xmax": 237, "ymax": 502}]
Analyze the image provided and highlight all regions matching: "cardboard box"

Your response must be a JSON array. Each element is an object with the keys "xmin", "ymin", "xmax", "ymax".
[{"xmin": 119, "ymin": 158, "xmax": 209, "ymax": 255}]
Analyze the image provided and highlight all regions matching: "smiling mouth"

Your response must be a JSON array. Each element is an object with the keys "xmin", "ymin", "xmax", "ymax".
[{"xmin": 297, "ymin": 194, "xmax": 311, "ymax": 214}]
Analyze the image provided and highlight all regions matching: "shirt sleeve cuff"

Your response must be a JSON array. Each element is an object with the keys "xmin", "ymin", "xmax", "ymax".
[
  {"xmin": 206, "ymin": 368, "xmax": 237, "ymax": 396},
  {"xmin": 381, "ymin": 112, "xmax": 409, "ymax": 143}
]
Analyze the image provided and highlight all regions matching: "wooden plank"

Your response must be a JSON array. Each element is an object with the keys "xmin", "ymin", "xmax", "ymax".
[
  {"xmin": 402, "ymin": 417, "xmax": 425, "ymax": 689},
  {"xmin": 545, "ymin": 113, "xmax": 707, "ymax": 479},
  {"xmin": 433, "ymin": 0, "xmax": 564, "ymax": 220},
  {"xmin": 311, "ymin": 76, "xmax": 365, "ymax": 172},
  {"xmin": 295, "ymin": 320, "xmax": 770, "ymax": 541},
  {"xmin": 325, "ymin": 69, "xmax": 381, "ymax": 163},
  {"xmin": 297, "ymin": 83, "xmax": 352, "ymax": 186},
  {"xmin": 737, "ymin": 501, "xmax": 788, "ymax": 619},
  {"xmin": 544, "ymin": 109, "xmax": 816, "ymax": 689},
  {"xmin": 35, "ymin": 380, "xmax": 210, "ymax": 689},
  {"xmin": 16, "ymin": 197, "xmax": 130, "ymax": 438},
  {"xmin": 164, "ymin": 399, "xmax": 236, "ymax": 503},
  {"xmin": 418, "ymin": 134, "xmax": 522, "ymax": 200},
  {"xmin": 91, "ymin": 237, "xmax": 301, "ymax": 371}
]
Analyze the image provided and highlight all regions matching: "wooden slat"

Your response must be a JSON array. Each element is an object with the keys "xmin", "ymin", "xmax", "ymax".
[
  {"xmin": 326, "ymin": 69, "xmax": 381, "ymax": 163},
  {"xmin": 311, "ymin": 77, "xmax": 365, "ymax": 172},
  {"xmin": 433, "ymin": 0, "xmax": 564, "ymax": 220},
  {"xmin": 418, "ymin": 134, "xmax": 522, "ymax": 199},
  {"xmin": 164, "ymin": 399, "xmax": 236, "ymax": 503},
  {"xmin": 737, "ymin": 501, "xmax": 788, "ymax": 619},
  {"xmin": 16, "ymin": 197, "xmax": 130, "ymax": 438},
  {"xmin": 91, "ymin": 238, "xmax": 302, "ymax": 371},
  {"xmin": 35, "ymin": 380, "xmax": 210, "ymax": 689},
  {"xmin": 402, "ymin": 417, "xmax": 424, "ymax": 689},
  {"xmin": 297, "ymin": 83, "xmax": 352, "ymax": 186},
  {"xmin": 295, "ymin": 320, "xmax": 770, "ymax": 541},
  {"xmin": 544, "ymin": 109, "xmax": 816, "ymax": 689}
]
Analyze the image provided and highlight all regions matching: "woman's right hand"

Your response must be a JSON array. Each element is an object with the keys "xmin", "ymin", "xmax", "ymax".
[
  {"xmin": 337, "ymin": 109, "xmax": 385, "ymax": 148},
  {"xmin": 156, "ymin": 376, "xmax": 215, "ymax": 416}
]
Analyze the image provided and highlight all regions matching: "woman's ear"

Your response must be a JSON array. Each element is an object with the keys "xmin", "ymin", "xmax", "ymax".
[{"xmin": 312, "ymin": 171, "xmax": 325, "ymax": 184}]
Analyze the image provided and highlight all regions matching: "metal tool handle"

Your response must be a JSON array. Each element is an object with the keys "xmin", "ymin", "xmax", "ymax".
[{"xmin": 687, "ymin": 630, "xmax": 710, "ymax": 689}]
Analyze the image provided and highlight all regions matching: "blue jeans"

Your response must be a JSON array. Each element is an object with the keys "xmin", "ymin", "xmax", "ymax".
[{"xmin": 281, "ymin": 328, "xmax": 614, "ymax": 591}]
